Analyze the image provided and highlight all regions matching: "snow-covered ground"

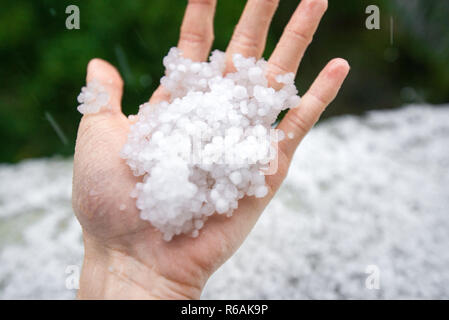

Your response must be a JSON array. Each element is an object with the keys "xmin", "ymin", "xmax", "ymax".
[{"xmin": 1, "ymin": 105, "xmax": 448, "ymax": 299}]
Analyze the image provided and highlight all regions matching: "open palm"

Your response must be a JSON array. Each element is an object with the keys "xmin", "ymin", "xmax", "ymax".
[{"xmin": 73, "ymin": 0, "xmax": 349, "ymax": 299}]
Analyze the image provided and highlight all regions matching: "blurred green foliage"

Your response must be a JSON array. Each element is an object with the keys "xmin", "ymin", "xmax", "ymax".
[{"xmin": 0, "ymin": 0, "xmax": 448, "ymax": 162}]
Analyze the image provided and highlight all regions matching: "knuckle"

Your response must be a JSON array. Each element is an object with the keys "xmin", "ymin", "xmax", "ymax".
[
  {"xmin": 285, "ymin": 27, "xmax": 312, "ymax": 45},
  {"xmin": 188, "ymin": 0, "xmax": 215, "ymax": 6},
  {"xmin": 254, "ymin": 0, "xmax": 279, "ymax": 6},
  {"xmin": 309, "ymin": 92, "xmax": 328, "ymax": 109},
  {"xmin": 286, "ymin": 111, "xmax": 311, "ymax": 136},
  {"xmin": 266, "ymin": 60, "xmax": 291, "ymax": 76},
  {"xmin": 231, "ymin": 29, "xmax": 260, "ymax": 51},
  {"xmin": 179, "ymin": 29, "xmax": 212, "ymax": 45},
  {"xmin": 265, "ymin": 61, "xmax": 292, "ymax": 84}
]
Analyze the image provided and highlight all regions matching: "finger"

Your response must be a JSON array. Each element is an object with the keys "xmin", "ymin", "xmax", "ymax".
[
  {"xmin": 278, "ymin": 58, "xmax": 350, "ymax": 159},
  {"xmin": 178, "ymin": 0, "xmax": 217, "ymax": 61},
  {"xmin": 266, "ymin": 0, "xmax": 328, "ymax": 86},
  {"xmin": 149, "ymin": 86, "xmax": 171, "ymax": 105},
  {"xmin": 86, "ymin": 58, "xmax": 124, "ymax": 114},
  {"xmin": 226, "ymin": 0, "xmax": 279, "ymax": 71},
  {"xmin": 149, "ymin": 0, "xmax": 217, "ymax": 104}
]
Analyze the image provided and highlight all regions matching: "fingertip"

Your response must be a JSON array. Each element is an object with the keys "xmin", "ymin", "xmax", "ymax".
[
  {"xmin": 316, "ymin": 59, "xmax": 350, "ymax": 90},
  {"xmin": 85, "ymin": 58, "xmax": 124, "ymax": 113},
  {"xmin": 87, "ymin": 58, "xmax": 116, "ymax": 74},
  {"xmin": 87, "ymin": 58, "xmax": 107, "ymax": 71},
  {"xmin": 87, "ymin": 58, "xmax": 124, "ymax": 88},
  {"xmin": 327, "ymin": 58, "xmax": 350, "ymax": 78},
  {"xmin": 305, "ymin": 0, "xmax": 328, "ymax": 14}
]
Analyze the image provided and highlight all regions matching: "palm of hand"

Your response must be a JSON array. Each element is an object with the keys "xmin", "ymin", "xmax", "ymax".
[{"xmin": 73, "ymin": 0, "xmax": 349, "ymax": 299}]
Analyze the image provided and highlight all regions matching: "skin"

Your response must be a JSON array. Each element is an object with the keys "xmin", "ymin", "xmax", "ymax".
[{"xmin": 73, "ymin": 0, "xmax": 350, "ymax": 299}]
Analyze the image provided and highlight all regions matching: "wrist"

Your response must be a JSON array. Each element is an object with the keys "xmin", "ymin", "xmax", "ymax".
[{"xmin": 77, "ymin": 235, "xmax": 202, "ymax": 300}]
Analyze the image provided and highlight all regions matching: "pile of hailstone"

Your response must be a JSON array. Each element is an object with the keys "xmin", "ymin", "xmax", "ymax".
[
  {"xmin": 77, "ymin": 80, "xmax": 110, "ymax": 114},
  {"xmin": 78, "ymin": 48, "xmax": 300, "ymax": 241}
]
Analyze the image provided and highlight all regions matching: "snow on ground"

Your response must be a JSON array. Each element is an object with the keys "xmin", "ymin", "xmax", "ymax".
[{"xmin": 0, "ymin": 105, "xmax": 448, "ymax": 299}]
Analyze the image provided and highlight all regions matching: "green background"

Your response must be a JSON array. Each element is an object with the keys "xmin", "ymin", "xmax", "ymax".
[{"xmin": 0, "ymin": 0, "xmax": 448, "ymax": 163}]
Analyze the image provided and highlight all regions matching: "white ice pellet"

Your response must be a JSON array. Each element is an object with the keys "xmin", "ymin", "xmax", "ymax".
[
  {"xmin": 115, "ymin": 47, "xmax": 300, "ymax": 240},
  {"xmin": 233, "ymin": 85, "xmax": 248, "ymax": 99},
  {"xmin": 277, "ymin": 130, "xmax": 285, "ymax": 142},
  {"xmin": 248, "ymin": 66, "xmax": 263, "ymax": 84},
  {"xmin": 216, "ymin": 198, "xmax": 229, "ymax": 214},
  {"xmin": 77, "ymin": 80, "xmax": 110, "ymax": 114},
  {"xmin": 191, "ymin": 230, "xmax": 199, "ymax": 238},
  {"xmin": 230, "ymin": 171, "xmax": 242, "ymax": 185},
  {"xmin": 255, "ymin": 185, "xmax": 269, "ymax": 198}
]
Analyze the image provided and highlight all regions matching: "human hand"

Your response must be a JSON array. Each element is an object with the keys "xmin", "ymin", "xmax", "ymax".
[{"xmin": 73, "ymin": 0, "xmax": 349, "ymax": 299}]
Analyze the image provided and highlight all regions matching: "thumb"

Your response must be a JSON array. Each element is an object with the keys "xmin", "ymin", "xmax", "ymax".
[{"xmin": 85, "ymin": 58, "xmax": 124, "ymax": 114}]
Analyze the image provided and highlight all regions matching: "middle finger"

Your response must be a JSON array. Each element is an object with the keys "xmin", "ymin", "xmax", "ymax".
[
  {"xmin": 225, "ymin": 0, "xmax": 279, "ymax": 71},
  {"xmin": 266, "ymin": 0, "xmax": 328, "ymax": 87}
]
